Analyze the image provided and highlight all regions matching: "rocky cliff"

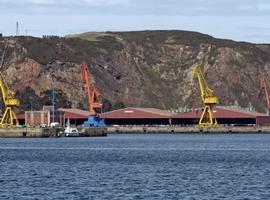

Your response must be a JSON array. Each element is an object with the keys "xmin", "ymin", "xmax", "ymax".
[{"xmin": 0, "ymin": 30, "xmax": 270, "ymax": 112}]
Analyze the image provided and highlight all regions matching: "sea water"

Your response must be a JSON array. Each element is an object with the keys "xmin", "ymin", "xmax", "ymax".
[{"xmin": 0, "ymin": 134, "xmax": 270, "ymax": 200}]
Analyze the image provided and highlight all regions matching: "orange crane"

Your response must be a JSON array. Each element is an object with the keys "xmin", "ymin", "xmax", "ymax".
[
  {"xmin": 81, "ymin": 61, "xmax": 102, "ymax": 115},
  {"xmin": 80, "ymin": 61, "xmax": 105, "ymax": 127},
  {"xmin": 259, "ymin": 73, "xmax": 270, "ymax": 115}
]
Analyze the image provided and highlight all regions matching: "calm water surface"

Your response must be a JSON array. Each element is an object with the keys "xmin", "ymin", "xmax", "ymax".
[{"xmin": 0, "ymin": 134, "xmax": 270, "ymax": 200}]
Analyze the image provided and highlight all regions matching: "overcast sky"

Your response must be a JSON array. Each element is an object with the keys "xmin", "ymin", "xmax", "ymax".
[{"xmin": 0, "ymin": 0, "xmax": 269, "ymax": 43}]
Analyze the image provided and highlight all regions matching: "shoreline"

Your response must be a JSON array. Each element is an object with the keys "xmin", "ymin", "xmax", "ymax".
[
  {"xmin": 0, "ymin": 126, "xmax": 270, "ymax": 138},
  {"xmin": 0, "ymin": 127, "xmax": 107, "ymax": 138},
  {"xmin": 107, "ymin": 126, "xmax": 270, "ymax": 134}
]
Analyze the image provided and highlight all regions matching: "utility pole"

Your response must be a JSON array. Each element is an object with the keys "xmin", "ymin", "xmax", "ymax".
[
  {"xmin": 30, "ymin": 100, "xmax": 33, "ymax": 111},
  {"xmin": 51, "ymin": 79, "xmax": 56, "ymax": 123}
]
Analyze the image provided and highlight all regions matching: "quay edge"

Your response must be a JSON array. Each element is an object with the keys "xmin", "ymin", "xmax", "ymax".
[
  {"xmin": 107, "ymin": 126, "xmax": 270, "ymax": 134},
  {"xmin": 0, "ymin": 127, "xmax": 108, "ymax": 138},
  {"xmin": 79, "ymin": 127, "xmax": 107, "ymax": 137},
  {"xmin": 0, "ymin": 127, "xmax": 63, "ymax": 138}
]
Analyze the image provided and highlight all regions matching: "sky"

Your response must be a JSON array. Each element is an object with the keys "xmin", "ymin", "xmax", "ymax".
[{"xmin": 0, "ymin": 0, "xmax": 270, "ymax": 43}]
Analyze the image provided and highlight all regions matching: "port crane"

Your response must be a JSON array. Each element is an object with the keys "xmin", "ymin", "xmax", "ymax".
[
  {"xmin": 259, "ymin": 73, "xmax": 270, "ymax": 115},
  {"xmin": 81, "ymin": 61, "xmax": 105, "ymax": 127},
  {"xmin": 0, "ymin": 44, "xmax": 20, "ymax": 128},
  {"xmin": 193, "ymin": 64, "xmax": 218, "ymax": 127}
]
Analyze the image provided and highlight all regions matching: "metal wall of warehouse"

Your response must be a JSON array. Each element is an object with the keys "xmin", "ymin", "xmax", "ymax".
[
  {"xmin": 256, "ymin": 116, "xmax": 270, "ymax": 126},
  {"xmin": 102, "ymin": 107, "xmax": 266, "ymax": 126}
]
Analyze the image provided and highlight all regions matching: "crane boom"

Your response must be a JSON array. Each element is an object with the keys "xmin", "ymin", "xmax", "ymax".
[
  {"xmin": 259, "ymin": 74, "xmax": 270, "ymax": 114},
  {"xmin": 193, "ymin": 64, "xmax": 218, "ymax": 127},
  {"xmin": 81, "ymin": 61, "xmax": 102, "ymax": 115}
]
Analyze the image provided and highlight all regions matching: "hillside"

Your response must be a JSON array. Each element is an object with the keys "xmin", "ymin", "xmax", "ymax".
[{"xmin": 0, "ymin": 30, "xmax": 270, "ymax": 112}]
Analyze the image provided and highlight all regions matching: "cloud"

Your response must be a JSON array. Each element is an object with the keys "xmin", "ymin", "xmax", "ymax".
[
  {"xmin": 0, "ymin": 0, "xmax": 133, "ymax": 15},
  {"xmin": 0, "ymin": 0, "xmax": 269, "ymax": 43},
  {"xmin": 257, "ymin": 3, "xmax": 270, "ymax": 11},
  {"xmin": 0, "ymin": 0, "xmax": 268, "ymax": 16},
  {"xmin": 1, "ymin": 0, "xmax": 270, "ymax": 17},
  {"xmin": 0, "ymin": 0, "xmax": 130, "ymax": 6}
]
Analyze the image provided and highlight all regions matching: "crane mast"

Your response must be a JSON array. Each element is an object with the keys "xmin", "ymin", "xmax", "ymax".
[
  {"xmin": 193, "ymin": 64, "xmax": 218, "ymax": 127},
  {"xmin": 0, "ymin": 44, "xmax": 20, "ymax": 127},
  {"xmin": 259, "ymin": 74, "xmax": 270, "ymax": 115},
  {"xmin": 81, "ymin": 61, "xmax": 102, "ymax": 115}
]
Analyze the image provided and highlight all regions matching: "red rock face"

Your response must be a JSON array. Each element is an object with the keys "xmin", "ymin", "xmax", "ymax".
[{"xmin": 0, "ymin": 31, "xmax": 270, "ymax": 112}]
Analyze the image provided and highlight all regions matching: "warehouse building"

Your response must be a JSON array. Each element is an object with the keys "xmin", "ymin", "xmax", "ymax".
[
  {"xmin": 58, "ymin": 108, "xmax": 90, "ymax": 125},
  {"xmin": 100, "ymin": 107, "xmax": 172, "ymax": 125},
  {"xmin": 172, "ymin": 106, "xmax": 268, "ymax": 126},
  {"xmin": 101, "ymin": 106, "xmax": 270, "ymax": 126},
  {"xmin": 17, "ymin": 107, "xmax": 90, "ymax": 127},
  {"xmin": 17, "ymin": 106, "xmax": 270, "ymax": 127}
]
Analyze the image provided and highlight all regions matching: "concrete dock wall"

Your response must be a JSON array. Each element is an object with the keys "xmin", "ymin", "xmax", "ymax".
[
  {"xmin": 108, "ymin": 126, "xmax": 270, "ymax": 134},
  {"xmin": 0, "ymin": 127, "xmax": 107, "ymax": 138},
  {"xmin": 0, "ymin": 127, "xmax": 62, "ymax": 138},
  {"xmin": 80, "ymin": 127, "xmax": 107, "ymax": 137},
  {"xmin": 1, "ymin": 126, "xmax": 268, "ymax": 137}
]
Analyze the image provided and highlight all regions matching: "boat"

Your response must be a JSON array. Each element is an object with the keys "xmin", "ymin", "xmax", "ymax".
[
  {"xmin": 64, "ymin": 126, "xmax": 81, "ymax": 137},
  {"xmin": 64, "ymin": 119, "xmax": 81, "ymax": 137}
]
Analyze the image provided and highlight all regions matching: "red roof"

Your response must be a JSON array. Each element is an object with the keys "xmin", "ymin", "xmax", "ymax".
[
  {"xmin": 101, "ymin": 107, "xmax": 172, "ymax": 119},
  {"xmin": 172, "ymin": 106, "xmax": 266, "ymax": 119},
  {"xmin": 16, "ymin": 106, "xmax": 267, "ymax": 121},
  {"xmin": 58, "ymin": 108, "xmax": 91, "ymax": 119}
]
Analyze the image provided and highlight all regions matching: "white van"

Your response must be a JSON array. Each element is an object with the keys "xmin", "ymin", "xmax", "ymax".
[{"xmin": 50, "ymin": 122, "xmax": 60, "ymax": 128}]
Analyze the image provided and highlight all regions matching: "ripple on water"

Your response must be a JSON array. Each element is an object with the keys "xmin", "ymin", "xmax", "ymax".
[{"xmin": 0, "ymin": 134, "xmax": 270, "ymax": 199}]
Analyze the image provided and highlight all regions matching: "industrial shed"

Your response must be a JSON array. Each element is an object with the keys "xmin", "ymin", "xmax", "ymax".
[
  {"xmin": 58, "ymin": 108, "xmax": 90, "ymax": 125},
  {"xmin": 100, "ymin": 107, "xmax": 172, "ymax": 125},
  {"xmin": 17, "ymin": 108, "xmax": 91, "ymax": 126},
  {"xmin": 17, "ymin": 106, "xmax": 270, "ymax": 127},
  {"xmin": 100, "ymin": 106, "xmax": 269, "ymax": 126},
  {"xmin": 171, "ymin": 106, "xmax": 267, "ymax": 126}
]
